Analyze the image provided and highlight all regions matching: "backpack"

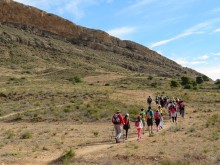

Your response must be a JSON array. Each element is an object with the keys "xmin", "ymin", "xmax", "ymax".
[
  {"xmin": 146, "ymin": 110, "xmax": 153, "ymax": 119},
  {"xmin": 135, "ymin": 118, "xmax": 140, "ymax": 127},
  {"xmin": 179, "ymin": 102, "xmax": 185, "ymax": 109},
  {"xmin": 155, "ymin": 111, "xmax": 160, "ymax": 119},
  {"xmin": 147, "ymin": 97, "xmax": 152, "ymax": 103},
  {"xmin": 171, "ymin": 107, "xmax": 176, "ymax": 114},
  {"xmin": 112, "ymin": 113, "xmax": 120, "ymax": 124}
]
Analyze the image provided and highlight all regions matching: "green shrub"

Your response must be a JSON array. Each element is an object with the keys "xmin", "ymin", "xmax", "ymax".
[
  {"xmin": 20, "ymin": 131, "xmax": 32, "ymax": 139},
  {"xmin": 181, "ymin": 76, "xmax": 190, "ymax": 86},
  {"xmin": 196, "ymin": 76, "xmax": 203, "ymax": 84},
  {"xmin": 5, "ymin": 130, "xmax": 15, "ymax": 139},
  {"xmin": 202, "ymin": 75, "xmax": 209, "ymax": 81},
  {"xmin": 184, "ymin": 84, "xmax": 192, "ymax": 89},
  {"xmin": 170, "ymin": 80, "xmax": 179, "ymax": 87},
  {"xmin": 148, "ymin": 75, "xmax": 153, "ymax": 80},
  {"xmin": 215, "ymin": 79, "xmax": 220, "ymax": 85}
]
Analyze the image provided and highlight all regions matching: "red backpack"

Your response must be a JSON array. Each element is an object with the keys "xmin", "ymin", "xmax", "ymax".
[
  {"xmin": 154, "ymin": 111, "xmax": 160, "ymax": 119},
  {"xmin": 135, "ymin": 118, "xmax": 140, "ymax": 127}
]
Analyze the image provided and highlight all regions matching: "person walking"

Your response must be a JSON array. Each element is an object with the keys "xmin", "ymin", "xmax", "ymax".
[
  {"xmin": 178, "ymin": 99, "xmax": 185, "ymax": 118},
  {"xmin": 158, "ymin": 105, "xmax": 164, "ymax": 129},
  {"xmin": 171, "ymin": 104, "xmax": 177, "ymax": 124},
  {"xmin": 154, "ymin": 109, "xmax": 161, "ymax": 132},
  {"xmin": 139, "ymin": 108, "xmax": 146, "ymax": 134},
  {"xmin": 145, "ymin": 106, "xmax": 154, "ymax": 136},
  {"xmin": 112, "ymin": 110, "xmax": 124, "ymax": 143},
  {"xmin": 135, "ymin": 115, "xmax": 143, "ymax": 141},
  {"xmin": 147, "ymin": 96, "xmax": 152, "ymax": 106},
  {"xmin": 123, "ymin": 113, "xmax": 130, "ymax": 140}
]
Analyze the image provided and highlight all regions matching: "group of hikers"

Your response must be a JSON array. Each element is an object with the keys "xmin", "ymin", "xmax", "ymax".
[{"xmin": 112, "ymin": 95, "xmax": 186, "ymax": 143}]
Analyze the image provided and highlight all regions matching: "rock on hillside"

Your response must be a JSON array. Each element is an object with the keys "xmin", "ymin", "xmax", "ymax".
[{"xmin": 0, "ymin": 0, "xmax": 204, "ymax": 78}]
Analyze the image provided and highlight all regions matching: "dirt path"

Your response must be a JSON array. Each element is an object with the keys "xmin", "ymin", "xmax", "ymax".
[
  {"xmin": 0, "ymin": 104, "xmax": 65, "ymax": 120},
  {"xmin": 74, "ymin": 120, "xmax": 171, "ymax": 158}
]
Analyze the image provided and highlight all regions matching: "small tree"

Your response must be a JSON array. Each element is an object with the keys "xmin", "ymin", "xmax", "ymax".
[
  {"xmin": 202, "ymin": 75, "xmax": 209, "ymax": 81},
  {"xmin": 196, "ymin": 76, "xmax": 203, "ymax": 84},
  {"xmin": 181, "ymin": 76, "xmax": 190, "ymax": 86},
  {"xmin": 215, "ymin": 79, "xmax": 220, "ymax": 85},
  {"xmin": 170, "ymin": 80, "xmax": 179, "ymax": 87}
]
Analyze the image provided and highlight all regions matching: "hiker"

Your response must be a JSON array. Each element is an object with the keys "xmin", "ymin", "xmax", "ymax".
[
  {"xmin": 112, "ymin": 110, "xmax": 124, "ymax": 143},
  {"xmin": 123, "ymin": 113, "xmax": 130, "ymax": 140},
  {"xmin": 145, "ymin": 106, "xmax": 154, "ymax": 135},
  {"xmin": 167, "ymin": 100, "xmax": 172, "ymax": 121},
  {"xmin": 135, "ymin": 115, "xmax": 143, "ymax": 141},
  {"xmin": 158, "ymin": 105, "xmax": 164, "ymax": 129},
  {"xmin": 178, "ymin": 99, "xmax": 185, "ymax": 118},
  {"xmin": 171, "ymin": 104, "xmax": 177, "ymax": 124},
  {"xmin": 139, "ymin": 108, "xmax": 146, "ymax": 134},
  {"xmin": 155, "ymin": 95, "xmax": 159, "ymax": 105},
  {"xmin": 154, "ymin": 109, "xmax": 161, "ymax": 132},
  {"xmin": 147, "ymin": 96, "xmax": 152, "ymax": 106}
]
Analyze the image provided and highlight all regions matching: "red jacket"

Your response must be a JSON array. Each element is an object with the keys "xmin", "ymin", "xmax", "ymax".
[{"xmin": 123, "ymin": 117, "xmax": 129, "ymax": 125}]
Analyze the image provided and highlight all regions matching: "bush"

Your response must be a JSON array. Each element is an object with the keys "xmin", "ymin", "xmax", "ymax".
[
  {"xmin": 215, "ymin": 79, "xmax": 220, "ymax": 85},
  {"xmin": 184, "ymin": 84, "xmax": 192, "ymax": 89},
  {"xmin": 181, "ymin": 76, "xmax": 190, "ymax": 86},
  {"xmin": 170, "ymin": 80, "xmax": 179, "ymax": 87},
  {"xmin": 202, "ymin": 75, "xmax": 209, "ymax": 81},
  {"xmin": 196, "ymin": 76, "xmax": 203, "ymax": 84},
  {"xmin": 148, "ymin": 75, "xmax": 153, "ymax": 80},
  {"xmin": 150, "ymin": 82, "xmax": 157, "ymax": 88},
  {"xmin": 20, "ymin": 131, "xmax": 32, "ymax": 139},
  {"xmin": 67, "ymin": 76, "xmax": 82, "ymax": 83}
]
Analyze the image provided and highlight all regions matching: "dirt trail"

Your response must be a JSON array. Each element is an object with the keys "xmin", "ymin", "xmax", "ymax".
[{"xmin": 74, "ymin": 120, "xmax": 171, "ymax": 158}]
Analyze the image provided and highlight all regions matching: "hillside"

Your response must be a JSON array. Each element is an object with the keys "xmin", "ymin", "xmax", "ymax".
[{"xmin": 0, "ymin": 0, "xmax": 204, "ymax": 79}]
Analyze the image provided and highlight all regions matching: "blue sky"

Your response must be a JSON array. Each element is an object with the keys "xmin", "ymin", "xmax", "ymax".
[{"xmin": 14, "ymin": 0, "xmax": 220, "ymax": 80}]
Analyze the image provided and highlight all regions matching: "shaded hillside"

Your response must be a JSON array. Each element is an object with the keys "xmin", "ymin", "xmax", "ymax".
[{"xmin": 0, "ymin": 0, "xmax": 203, "ymax": 78}]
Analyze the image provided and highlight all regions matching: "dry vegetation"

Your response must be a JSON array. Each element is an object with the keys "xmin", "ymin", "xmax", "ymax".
[
  {"xmin": 0, "ymin": 71, "xmax": 219, "ymax": 165},
  {"xmin": 0, "ymin": 1, "xmax": 219, "ymax": 164}
]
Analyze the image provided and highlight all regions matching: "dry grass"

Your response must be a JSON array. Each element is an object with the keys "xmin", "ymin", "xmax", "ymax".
[{"xmin": 0, "ymin": 69, "xmax": 219, "ymax": 165}]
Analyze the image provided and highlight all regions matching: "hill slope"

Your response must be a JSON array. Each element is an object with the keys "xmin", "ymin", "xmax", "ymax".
[{"xmin": 0, "ymin": 0, "xmax": 203, "ymax": 78}]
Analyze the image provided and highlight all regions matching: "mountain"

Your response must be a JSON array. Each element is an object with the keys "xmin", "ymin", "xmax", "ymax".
[{"xmin": 0, "ymin": 0, "xmax": 204, "ymax": 78}]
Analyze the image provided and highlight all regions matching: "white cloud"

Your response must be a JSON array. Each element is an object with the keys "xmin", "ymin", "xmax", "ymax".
[
  {"xmin": 150, "ymin": 21, "xmax": 214, "ymax": 48},
  {"xmin": 197, "ymin": 55, "xmax": 209, "ymax": 60},
  {"xmin": 212, "ymin": 52, "xmax": 220, "ymax": 56},
  {"xmin": 150, "ymin": 31, "xmax": 194, "ymax": 48},
  {"xmin": 107, "ymin": 27, "xmax": 137, "ymax": 38},
  {"xmin": 175, "ymin": 58, "xmax": 206, "ymax": 66},
  {"xmin": 213, "ymin": 28, "xmax": 220, "ymax": 33}
]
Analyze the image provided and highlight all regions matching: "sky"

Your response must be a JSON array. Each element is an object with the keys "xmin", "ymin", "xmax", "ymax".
[{"xmin": 14, "ymin": 0, "xmax": 220, "ymax": 80}]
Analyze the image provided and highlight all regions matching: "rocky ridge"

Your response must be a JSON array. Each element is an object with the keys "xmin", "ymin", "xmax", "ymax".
[{"xmin": 0, "ymin": 0, "xmax": 203, "ymax": 78}]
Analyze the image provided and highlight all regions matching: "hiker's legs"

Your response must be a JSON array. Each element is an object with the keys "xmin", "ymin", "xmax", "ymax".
[
  {"xmin": 181, "ymin": 109, "xmax": 185, "ymax": 118},
  {"xmin": 114, "ymin": 124, "xmax": 122, "ymax": 142},
  {"xmin": 172, "ymin": 117, "xmax": 174, "ymax": 123},
  {"xmin": 155, "ymin": 119, "xmax": 160, "ymax": 131},
  {"xmin": 137, "ymin": 128, "xmax": 141, "ymax": 140},
  {"xmin": 175, "ymin": 116, "xmax": 177, "ymax": 123},
  {"xmin": 125, "ymin": 128, "xmax": 128, "ymax": 139}
]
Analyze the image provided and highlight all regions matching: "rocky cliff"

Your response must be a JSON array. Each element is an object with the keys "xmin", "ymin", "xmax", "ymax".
[{"xmin": 0, "ymin": 0, "xmax": 203, "ymax": 78}]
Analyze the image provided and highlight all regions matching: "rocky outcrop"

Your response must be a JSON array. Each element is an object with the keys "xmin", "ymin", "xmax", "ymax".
[{"xmin": 0, "ymin": 0, "xmax": 204, "ymax": 78}]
